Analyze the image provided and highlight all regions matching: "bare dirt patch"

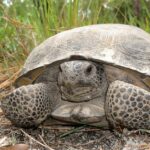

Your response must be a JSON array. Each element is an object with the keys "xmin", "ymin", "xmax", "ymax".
[{"xmin": 0, "ymin": 112, "xmax": 149, "ymax": 150}]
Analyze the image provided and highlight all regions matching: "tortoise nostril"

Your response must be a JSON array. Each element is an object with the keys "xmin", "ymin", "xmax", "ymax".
[
  {"xmin": 59, "ymin": 66, "xmax": 63, "ymax": 72},
  {"xmin": 85, "ymin": 65, "xmax": 93, "ymax": 75}
]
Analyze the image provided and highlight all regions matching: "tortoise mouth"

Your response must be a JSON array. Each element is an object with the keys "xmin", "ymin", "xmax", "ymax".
[
  {"xmin": 51, "ymin": 103, "xmax": 105, "ymax": 124},
  {"xmin": 60, "ymin": 86, "xmax": 102, "ymax": 102}
]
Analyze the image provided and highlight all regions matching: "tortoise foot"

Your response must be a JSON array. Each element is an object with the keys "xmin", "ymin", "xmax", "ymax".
[
  {"xmin": 1, "ymin": 83, "xmax": 51, "ymax": 128},
  {"xmin": 105, "ymin": 80, "xmax": 150, "ymax": 130}
]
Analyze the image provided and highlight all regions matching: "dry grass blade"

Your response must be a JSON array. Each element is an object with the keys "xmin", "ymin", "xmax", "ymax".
[
  {"xmin": 139, "ymin": 143, "xmax": 150, "ymax": 150},
  {"xmin": 18, "ymin": 41, "xmax": 29, "ymax": 56},
  {"xmin": 2, "ymin": 16, "xmax": 33, "ymax": 29},
  {"xmin": 0, "ymin": 69, "xmax": 21, "ymax": 90},
  {"xmin": 59, "ymin": 125, "xmax": 86, "ymax": 138}
]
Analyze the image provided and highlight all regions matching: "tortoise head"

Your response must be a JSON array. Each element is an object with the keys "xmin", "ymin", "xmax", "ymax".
[
  {"xmin": 52, "ymin": 60, "xmax": 108, "ymax": 124},
  {"xmin": 58, "ymin": 60, "xmax": 108, "ymax": 102}
]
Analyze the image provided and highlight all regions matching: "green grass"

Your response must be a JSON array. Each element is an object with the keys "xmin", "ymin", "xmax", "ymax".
[{"xmin": 0, "ymin": 0, "xmax": 150, "ymax": 86}]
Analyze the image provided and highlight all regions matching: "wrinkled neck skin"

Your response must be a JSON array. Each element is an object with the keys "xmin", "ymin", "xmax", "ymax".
[{"xmin": 51, "ymin": 60, "xmax": 109, "ymax": 126}]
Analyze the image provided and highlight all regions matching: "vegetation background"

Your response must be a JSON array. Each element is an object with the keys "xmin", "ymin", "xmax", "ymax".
[{"xmin": 1, "ymin": 0, "xmax": 150, "ymax": 89}]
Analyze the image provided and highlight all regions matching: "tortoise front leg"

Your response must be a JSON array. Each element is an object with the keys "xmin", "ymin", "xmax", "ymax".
[
  {"xmin": 105, "ymin": 80, "xmax": 150, "ymax": 130},
  {"xmin": 1, "ymin": 83, "xmax": 57, "ymax": 128}
]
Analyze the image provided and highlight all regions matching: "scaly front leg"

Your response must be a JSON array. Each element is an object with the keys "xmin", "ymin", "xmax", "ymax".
[
  {"xmin": 105, "ymin": 80, "xmax": 150, "ymax": 130},
  {"xmin": 1, "ymin": 83, "xmax": 58, "ymax": 128}
]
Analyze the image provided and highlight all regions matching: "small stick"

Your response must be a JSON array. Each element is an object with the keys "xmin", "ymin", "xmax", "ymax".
[{"xmin": 38, "ymin": 134, "xmax": 53, "ymax": 149}]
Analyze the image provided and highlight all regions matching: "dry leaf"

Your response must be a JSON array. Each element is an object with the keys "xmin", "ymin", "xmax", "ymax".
[{"xmin": 0, "ymin": 144, "xmax": 29, "ymax": 150}]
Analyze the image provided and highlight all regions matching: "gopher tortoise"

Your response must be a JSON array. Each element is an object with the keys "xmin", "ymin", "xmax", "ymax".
[{"xmin": 1, "ymin": 24, "xmax": 150, "ymax": 130}]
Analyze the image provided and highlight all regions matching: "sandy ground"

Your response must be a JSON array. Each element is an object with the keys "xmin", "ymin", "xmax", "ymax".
[{"xmin": 0, "ymin": 111, "xmax": 150, "ymax": 150}]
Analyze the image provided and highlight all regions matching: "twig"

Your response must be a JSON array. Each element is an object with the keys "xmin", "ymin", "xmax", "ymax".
[
  {"xmin": 20, "ymin": 129, "xmax": 55, "ymax": 150},
  {"xmin": 38, "ymin": 134, "xmax": 53, "ymax": 149}
]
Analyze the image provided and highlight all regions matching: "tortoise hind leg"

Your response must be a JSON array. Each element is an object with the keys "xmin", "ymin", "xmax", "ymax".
[
  {"xmin": 105, "ymin": 80, "xmax": 150, "ymax": 130},
  {"xmin": 1, "ymin": 83, "xmax": 53, "ymax": 128}
]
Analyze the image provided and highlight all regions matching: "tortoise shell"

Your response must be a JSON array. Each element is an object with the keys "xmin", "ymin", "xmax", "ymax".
[{"xmin": 15, "ymin": 24, "xmax": 150, "ymax": 87}]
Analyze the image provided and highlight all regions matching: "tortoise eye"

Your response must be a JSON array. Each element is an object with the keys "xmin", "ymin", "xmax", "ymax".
[{"xmin": 85, "ymin": 65, "xmax": 93, "ymax": 75}]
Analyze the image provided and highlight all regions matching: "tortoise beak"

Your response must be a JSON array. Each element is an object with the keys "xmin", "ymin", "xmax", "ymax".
[{"xmin": 51, "ymin": 104, "xmax": 105, "ymax": 124}]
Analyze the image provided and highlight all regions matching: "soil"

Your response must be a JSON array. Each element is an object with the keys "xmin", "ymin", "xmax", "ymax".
[{"xmin": 0, "ymin": 112, "xmax": 150, "ymax": 150}]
